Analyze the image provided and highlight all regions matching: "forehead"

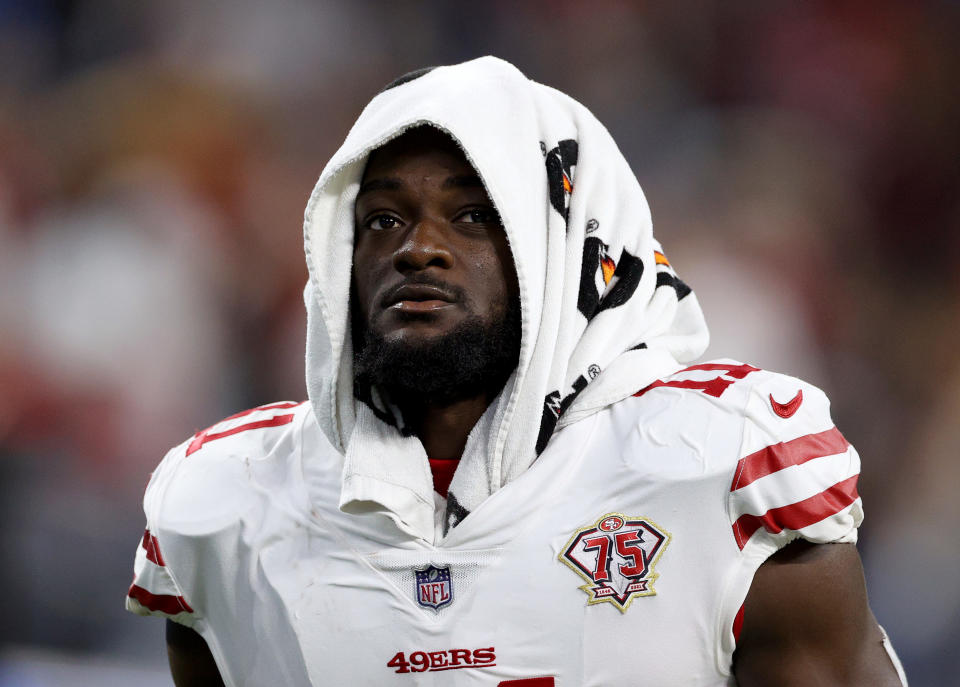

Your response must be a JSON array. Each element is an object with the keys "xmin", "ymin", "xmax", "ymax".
[{"xmin": 362, "ymin": 126, "xmax": 475, "ymax": 180}]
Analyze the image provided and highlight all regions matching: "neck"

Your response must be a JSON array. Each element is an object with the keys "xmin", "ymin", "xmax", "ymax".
[{"xmin": 401, "ymin": 394, "xmax": 493, "ymax": 460}]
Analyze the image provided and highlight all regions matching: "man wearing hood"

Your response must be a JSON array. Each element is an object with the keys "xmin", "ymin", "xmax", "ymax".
[{"xmin": 127, "ymin": 58, "xmax": 906, "ymax": 686}]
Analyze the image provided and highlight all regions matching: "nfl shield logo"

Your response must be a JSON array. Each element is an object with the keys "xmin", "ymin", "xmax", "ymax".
[{"xmin": 415, "ymin": 565, "xmax": 453, "ymax": 610}]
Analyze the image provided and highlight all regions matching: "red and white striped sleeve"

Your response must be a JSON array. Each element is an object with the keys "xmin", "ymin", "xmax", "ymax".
[
  {"xmin": 126, "ymin": 527, "xmax": 196, "ymax": 624},
  {"xmin": 124, "ymin": 401, "xmax": 303, "ymax": 627},
  {"xmin": 125, "ymin": 444, "xmax": 198, "ymax": 627},
  {"xmin": 728, "ymin": 374, "xmax": 863, "ymax": 553}
]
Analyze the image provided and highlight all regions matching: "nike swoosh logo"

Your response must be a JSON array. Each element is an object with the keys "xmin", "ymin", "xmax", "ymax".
[{"xmin": 770, "ymin": 390, "xmax": 803, "ymax": 418}]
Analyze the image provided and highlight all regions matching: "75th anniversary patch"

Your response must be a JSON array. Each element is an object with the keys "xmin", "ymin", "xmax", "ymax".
[{"xmin": 560, "ymin": 513, "xmax": 671, "ymax": 612}]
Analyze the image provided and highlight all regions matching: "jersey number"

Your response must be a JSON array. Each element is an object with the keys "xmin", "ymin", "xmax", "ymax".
[
  {"xmin": 634, "ymin": 362, "xmax": 760, "ymax": 399},
  {"xmin": 583, "ymin": 530, "xmax": 648, "ymax": 581},
  {"xmin": 185, "ymin": 402, "xmax": 300, "ymax": 456}
]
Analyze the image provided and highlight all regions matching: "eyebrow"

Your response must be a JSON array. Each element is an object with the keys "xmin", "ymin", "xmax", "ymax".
[
  {"xmin": 356, "ymin": 174, "xmax": 485, "ymax": 197},
  {"xmin": 442, "ymin": 174, "xmax": 484, "ymax": 190},
  {"xmin": 357, "ymin": 178, "xmax": 402, "ymax": 196}
]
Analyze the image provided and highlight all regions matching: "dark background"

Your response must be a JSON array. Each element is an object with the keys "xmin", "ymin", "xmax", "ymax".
[{"xmin": 1, "ymin": 1, "xmax": 957, "ymax": 684}]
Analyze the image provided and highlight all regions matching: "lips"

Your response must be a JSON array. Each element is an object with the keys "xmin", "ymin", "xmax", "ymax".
[{"xmin": 380, "ymin": 282, "xmax": 457, "ymax": 312}]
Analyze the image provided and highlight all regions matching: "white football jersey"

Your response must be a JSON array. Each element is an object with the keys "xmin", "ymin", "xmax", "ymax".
[{"xmin": 127, "ymin": 361, "xmax": 863, "ymax": 686}]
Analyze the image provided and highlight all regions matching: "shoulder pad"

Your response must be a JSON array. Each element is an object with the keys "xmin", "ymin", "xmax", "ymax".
[
  {"xmin": 128, "ymin": 401, "xmax": 308, "ymax": 624},
  {"xmin": 725, "ymin": 369, "xmax": 862, "ymax": 551},
  {"xmin": 145, "ymin": 401, "xmax": 307, "ymax": 536}
]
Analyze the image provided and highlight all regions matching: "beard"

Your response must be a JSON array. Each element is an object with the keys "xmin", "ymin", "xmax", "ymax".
[{"xmin": 352, "ymin": 297, "xmax": 521, "ymax": 409}]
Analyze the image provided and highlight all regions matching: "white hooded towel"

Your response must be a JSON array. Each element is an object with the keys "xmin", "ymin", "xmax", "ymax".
[{"xmin": 303, "ymin": 56, "xmax": 709, "ymax": 543}]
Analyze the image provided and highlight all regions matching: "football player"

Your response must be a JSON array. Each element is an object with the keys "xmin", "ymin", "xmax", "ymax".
[{"xmin": 128, "ymin": 57, "xmax": 906, "ymax": 686}]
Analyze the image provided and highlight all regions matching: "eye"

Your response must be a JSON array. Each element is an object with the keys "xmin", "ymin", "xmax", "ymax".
[
  {"xmin": 456, "ymin": 207, "xmax": 501, "ymax": 224},
  {"xmin": 365, "ymin": 213, "xmax": 402, "ymax": 231}
]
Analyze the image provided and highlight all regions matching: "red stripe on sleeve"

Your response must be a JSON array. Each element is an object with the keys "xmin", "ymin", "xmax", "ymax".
[
  {"xmin": 730, "ymin": 427, "xmax": 850, "ymax": 492},
  {"xmin": 732, "ymin": 603, "xmax": 745, "ymax": 643},
  {"xmin": 141, "ymin": 529, "xmax": 166, "ymax": 567},
  {"xmin": 127, "ymin": 583, "xmax": 194, "ymax": 615},
  {"xmin": 732, "ymin": 474, "xmax": 860, "ymax": 550}
]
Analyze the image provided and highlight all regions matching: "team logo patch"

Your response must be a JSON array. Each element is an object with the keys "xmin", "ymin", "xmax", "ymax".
[
  {"xmin": 560, "ymin": 513, "xmax": 671, "ymax": 613},
  {"xmin": 415, "ymin": 565, "xmax": 453, "ymax": 610},
  {"xmin": 544, "ymin": 139, "xmax": 578, "ymax": 226},
  {"xmin": 576, "ymin": 237, "xmax": 644, "ymax": 321}
]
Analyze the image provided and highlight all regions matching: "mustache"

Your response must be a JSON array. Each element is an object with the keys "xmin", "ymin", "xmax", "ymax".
[{"xmin": 377, "ymin": 276, "xmax": 469, "ymax": 310}]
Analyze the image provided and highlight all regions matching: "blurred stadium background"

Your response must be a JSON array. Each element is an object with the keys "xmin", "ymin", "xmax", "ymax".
[{"xmin": 1, "ymin": 1, "xmax": 958, "ymax": 685}]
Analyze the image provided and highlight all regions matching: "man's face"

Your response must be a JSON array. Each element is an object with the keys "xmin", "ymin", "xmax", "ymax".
[{"xmin": 351, "ymin": 126, "xmax": 520, "ymax": 406}]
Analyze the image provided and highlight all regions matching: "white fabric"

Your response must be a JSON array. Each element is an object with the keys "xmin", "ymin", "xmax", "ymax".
[
  {"xmin": 303, "ymin": 56, "xmax": 709, "ymax": 542},
  {"xmin": 125, "ymin": 532, "xmax": 196, "ymax": 627},
  {"xmin": 125, "ymin": 362, "xmax": 868, "ymax": 685},
  {"xmin": 880, "ymin": 625, "xmax": 910, "ymax": 686}
]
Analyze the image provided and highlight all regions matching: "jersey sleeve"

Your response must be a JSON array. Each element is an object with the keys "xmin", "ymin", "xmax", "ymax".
[
  {"xmin": 124, "ymin": 401, "xmax": 304, "ymax": 629},
  {"xmin": 727, "ymin": 373, "xmax": 863, "ymax": 553},
  {"xmin": 716, "ymin": 371, "xmax": 865, "ymax": 668},
  {"xmin": 125, "ymin": 442, "xmax": 199, "ymax": 627}
]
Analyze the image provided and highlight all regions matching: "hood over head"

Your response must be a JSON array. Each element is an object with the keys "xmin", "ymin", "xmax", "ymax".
[{"xmin": 303, "ymin": 56, "xmax": 708, "ymax": 542}]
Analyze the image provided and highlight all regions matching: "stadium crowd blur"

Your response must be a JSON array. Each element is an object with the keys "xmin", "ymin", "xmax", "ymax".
[{"xmin": 1, "ymin": 2, "xmax": 957, "ymax": 685}]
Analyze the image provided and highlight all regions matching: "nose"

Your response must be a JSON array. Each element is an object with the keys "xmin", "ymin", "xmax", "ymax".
[{"xmin": 393, "ymin": 219, "xmax": 454, "ymax": 273}]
